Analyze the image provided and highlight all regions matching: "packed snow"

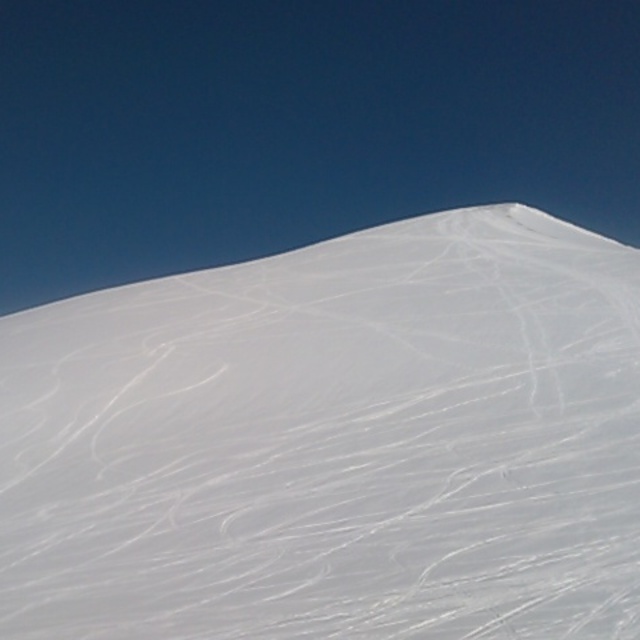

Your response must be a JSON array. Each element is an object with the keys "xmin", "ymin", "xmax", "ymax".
[{"xmin": 1, "ymin": 203, "xmax": 640, "ymax": 639}]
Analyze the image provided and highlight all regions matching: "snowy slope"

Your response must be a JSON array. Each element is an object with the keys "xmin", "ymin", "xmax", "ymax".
[{"xmin": 1, "ymin": 203, "xmax": 640, "ymax": 639}]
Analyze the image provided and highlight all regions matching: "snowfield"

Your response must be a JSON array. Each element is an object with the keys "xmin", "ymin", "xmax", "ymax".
[{"xmin": 1, "ymin": 203, "xmax": 640, "ymax": 639}]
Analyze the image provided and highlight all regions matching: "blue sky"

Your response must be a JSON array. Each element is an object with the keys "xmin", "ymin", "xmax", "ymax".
[{"xmin": 2, "ymin": 0, "xmax": 639, "ymax": 316}]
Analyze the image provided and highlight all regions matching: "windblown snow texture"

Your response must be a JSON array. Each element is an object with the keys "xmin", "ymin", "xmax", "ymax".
[{"xmin": 1, "ymin": 204, "xmax": 640, "ymax": 638}]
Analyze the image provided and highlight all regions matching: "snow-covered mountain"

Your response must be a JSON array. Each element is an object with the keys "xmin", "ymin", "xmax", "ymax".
[{"xmin": 2, "ymin": 203, "xmax": 640, "ymax": 639}]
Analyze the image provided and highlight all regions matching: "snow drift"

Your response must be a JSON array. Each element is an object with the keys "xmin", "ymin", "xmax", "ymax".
[{"xmin": 1, "ymin": 203, "xmax": 640, "ymax": 639}]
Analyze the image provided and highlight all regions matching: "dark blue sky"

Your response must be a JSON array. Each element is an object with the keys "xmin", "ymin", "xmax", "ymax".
[{"xmin": 2, "ymin": 0, "xmax": 639, "ymax": 316}]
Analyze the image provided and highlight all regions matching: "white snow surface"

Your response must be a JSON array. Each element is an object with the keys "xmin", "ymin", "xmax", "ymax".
[{"xmin": 2, "ymin": 203, "xmax": 640, "ymax": 639}]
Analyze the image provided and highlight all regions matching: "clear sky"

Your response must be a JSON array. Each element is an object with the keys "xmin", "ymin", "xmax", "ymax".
[{"xmin": 2, "ymin": 0, "xmax": 639, "ymax": 317}]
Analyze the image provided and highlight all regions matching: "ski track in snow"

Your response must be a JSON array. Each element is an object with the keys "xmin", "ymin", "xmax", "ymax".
[{"xmin": 1, "ymin": 204, "xmax": 640, "ymax": 638}]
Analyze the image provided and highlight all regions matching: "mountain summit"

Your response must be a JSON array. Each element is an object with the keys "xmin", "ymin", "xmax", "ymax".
[{"xmin": 2, "ymin": 204, "xmax": 640, "ymax": 639}]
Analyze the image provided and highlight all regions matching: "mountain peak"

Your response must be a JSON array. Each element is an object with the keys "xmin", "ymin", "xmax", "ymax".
[{"xmin": 1, "ymin": 204, "xmax": 640, "ymax": 638}]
